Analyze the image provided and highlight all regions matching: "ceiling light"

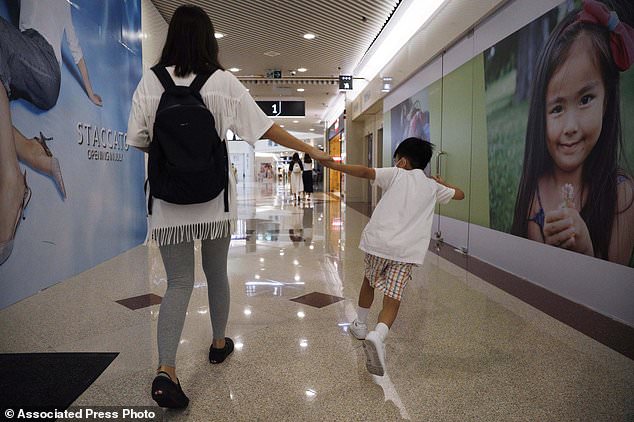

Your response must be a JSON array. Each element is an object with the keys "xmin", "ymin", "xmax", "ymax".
[
  {"xmin": 280, "ymin": 124, "xmax": 285, "ymax": 128},
  {"xmin": 309, "ymin": 128, "xmax": 315, "ymax": 131},
  {"xmin": 229, "ymin": 67, "xmax": 240, "ymax": 72},
  {"xmin": 292, "ymin": 120, "xmax": 299, "ymax": 123},
  {"xmin": 214, "ymin": 32, "xmax": 224, "ymax": 39},
  {"xmin": 296, "ymin": 88, "xmax": 305, "ymax": 92},
  {"xmin": 355, "ymin": 0, "xmax": 445, "ymax": 82},
  {"xmin": 297, "ymin": 68, "xmax": 307, "ymax": 72},
  {"xmin": 303, "ymin": 33, "xmax": 316, "ymax": 40},
  {"xmin": 382, "ymin": 77, "xmax": 393, "ymax": 92}
]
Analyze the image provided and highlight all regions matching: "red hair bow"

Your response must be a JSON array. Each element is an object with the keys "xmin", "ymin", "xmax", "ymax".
[{"xmin": 579, "ymin": 0, "xmax": 634, "ymax": 71}]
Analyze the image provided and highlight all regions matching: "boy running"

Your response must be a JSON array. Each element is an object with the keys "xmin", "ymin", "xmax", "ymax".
[{"xmin": 320, "ymin": 137, "xmax": 464, "ymax": 375}]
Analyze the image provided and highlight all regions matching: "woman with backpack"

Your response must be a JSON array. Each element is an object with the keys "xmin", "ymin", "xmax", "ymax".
[
  {"xmin": 289, "ymin": 152, "xmax": 304, "ymax": 203},
  {"xmin": 126, "ymin": 5, "xmax": 329, "ymax": 409}
]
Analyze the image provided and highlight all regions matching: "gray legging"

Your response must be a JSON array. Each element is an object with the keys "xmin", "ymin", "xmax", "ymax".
[{"xmin": 157, "ymin": 236, "xmax": 231, "ymax": 367}]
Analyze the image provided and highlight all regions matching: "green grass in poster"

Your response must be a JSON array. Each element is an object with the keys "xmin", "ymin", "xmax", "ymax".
[{"xmin": 485, "ymin": 72, "xmax": 529, "ymax": 233}]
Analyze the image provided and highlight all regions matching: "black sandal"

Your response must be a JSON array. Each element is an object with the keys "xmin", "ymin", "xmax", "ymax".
[
  {"xmin": 209, "ymin": 337, "xmax": 234, "ymax": 364},
  {"xmin": 151, "ymin": 371, "xmax": 189, "ymax": 409}
]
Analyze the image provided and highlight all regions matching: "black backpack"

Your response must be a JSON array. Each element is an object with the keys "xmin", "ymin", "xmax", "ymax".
[{"xmin": 146, "ymin": 65, "xmax": 228, "ymax": 214}]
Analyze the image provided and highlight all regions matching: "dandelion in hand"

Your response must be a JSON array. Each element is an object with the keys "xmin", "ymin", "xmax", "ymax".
[{"xmin": 561, "ymin": 183, "xmax": 574, "ymax": 209}]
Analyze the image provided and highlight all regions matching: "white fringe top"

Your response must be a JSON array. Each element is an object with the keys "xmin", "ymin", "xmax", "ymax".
[{"xmin": 127, "ymin": 67, "xmax": 273, "ymax": 246}]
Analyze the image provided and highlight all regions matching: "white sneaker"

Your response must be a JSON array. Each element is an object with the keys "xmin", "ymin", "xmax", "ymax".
[
  {"xmin": 363, "ymin": 330, "xmax": 386, "ymax": 376},
  {"xmin": 349, "ymin": 319, "xmax": 368, "ymax": 340}
]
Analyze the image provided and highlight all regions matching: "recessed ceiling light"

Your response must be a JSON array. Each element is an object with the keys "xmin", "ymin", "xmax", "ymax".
[
  {"xmin": 293, "ymin": 120, "xmax": 299, "ymax": 123},
  {"xmin": 303, "ymin": 33, "xmax": 316, "ymax": 40},
  {"xmin": 309, "ymin": 128, "xmax": 315, "ymax": 131},
  {"xmin": 297, "ymin": 68, "xmax": 307, "ymax": 72},
  {"xmin": 296, "ymin": 88, "xmax": 305, "ymax": 92},
  {"xmin": 214, "ymin": 32, "xmax": 225, "ymax": 39},
  {"xmin": 246, "ymin": 88, "xmax": 250, "ymax": 92},
  {"xmin": 229, "ymin": 67, "xmax": 240, "ymax": 72},
  {"xmin": 280, "ymin": 124, "xmax": 285, "ymax": 128}
]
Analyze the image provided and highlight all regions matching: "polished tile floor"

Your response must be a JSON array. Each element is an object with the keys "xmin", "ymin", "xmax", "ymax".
[{"xmin": 1, "ymin": 181, "xmax": 633, "ymax": 421}]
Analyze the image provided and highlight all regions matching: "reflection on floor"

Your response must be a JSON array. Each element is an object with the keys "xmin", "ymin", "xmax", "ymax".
[{"xmin": 1, "ymin": 180, "xmax": 633, "ymax": 421}]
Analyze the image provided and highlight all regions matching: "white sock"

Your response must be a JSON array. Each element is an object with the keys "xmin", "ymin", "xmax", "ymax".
[
  {"xmin": 356, "ymin": 306, "xmax": 370, "ymax": 324},
  {"xmin": 375, "ymin": 322, "xmax": 389, "ymax": 341}
]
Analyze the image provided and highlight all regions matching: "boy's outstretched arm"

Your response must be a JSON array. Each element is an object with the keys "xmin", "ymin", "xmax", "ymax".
[
  {"xmin": 319, "ymin": 159, "xmax": 376, "ymax": 180},
  {"xmin": 432, "ymin": 175, "xmax": 465, "ymax": 200}
]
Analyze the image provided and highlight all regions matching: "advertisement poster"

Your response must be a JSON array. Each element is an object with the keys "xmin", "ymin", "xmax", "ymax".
[
  {"xmin": 484, "ymin": 0, "xmax": 634, "ymax": 266},
  {"xmin": 0, "ymin": 0, "xmax": 145, "ymax": 308},
  {"xmin": 388, "ymin": 0, "xmax": 633, "ymax": 267},
  {"xmin": 389, "ymin": 90, "xmax": 431, "ymax": 158}
]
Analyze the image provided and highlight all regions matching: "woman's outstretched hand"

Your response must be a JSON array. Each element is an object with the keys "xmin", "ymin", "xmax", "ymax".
[{"xmin": 311, "ymin": 149, "xmax": 332, "ymax": 163}]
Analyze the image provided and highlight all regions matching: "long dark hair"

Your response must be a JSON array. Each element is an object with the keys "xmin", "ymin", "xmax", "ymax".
[
  {"xmin": 290, "ymin": 153, "xmax": 303, "ymax": 171},
  {"xmin": 158, "ymin": 5, "xmax": 224, "ymax": 77},
  {"xmin": 304, "ymin": 153, "xmax": 312, "ymax": 164},
  {"xmin": 511, "ymin": 8, "xmax": 628, "ymax": 259}
]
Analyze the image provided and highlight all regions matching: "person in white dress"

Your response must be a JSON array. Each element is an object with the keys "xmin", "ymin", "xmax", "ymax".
[{"xmin": 289, "ymin": 152, "xmax": 304, "ymax": 203}]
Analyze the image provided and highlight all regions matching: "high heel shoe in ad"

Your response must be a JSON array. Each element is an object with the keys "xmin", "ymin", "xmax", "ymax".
[
  {"xmin": 0, "ymin": 171, "xmax": 32, "ymax": 265},
  {"xmin": 34, "ymin": 132, "xmax": 66, "ymax": 199}
]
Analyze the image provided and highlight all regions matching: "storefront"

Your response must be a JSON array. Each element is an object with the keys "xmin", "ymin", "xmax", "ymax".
[{"xmin": 326, "ymin": 113, "xmax": 345, "ymax": 196}]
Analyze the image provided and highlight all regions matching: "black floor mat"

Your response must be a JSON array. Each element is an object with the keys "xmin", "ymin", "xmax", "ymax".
[{"xmin": 0, "ymin": 352, "xmax": 118, "ymax": 410}]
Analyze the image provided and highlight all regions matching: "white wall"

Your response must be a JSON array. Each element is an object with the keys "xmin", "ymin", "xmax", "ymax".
[{"xmin": 141, "ymin": 0, "xmax": 168, "ymax": 73}]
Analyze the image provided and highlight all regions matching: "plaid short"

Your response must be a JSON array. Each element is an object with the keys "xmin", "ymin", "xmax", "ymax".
[{"xmin": 364, "ymin": 253, "xmax": 413, "ymax": 301}]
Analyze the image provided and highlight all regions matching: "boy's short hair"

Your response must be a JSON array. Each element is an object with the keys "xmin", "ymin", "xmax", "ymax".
[{"xmin": 393, "ymin": 137, "xmax": 434, "ymax": 170}]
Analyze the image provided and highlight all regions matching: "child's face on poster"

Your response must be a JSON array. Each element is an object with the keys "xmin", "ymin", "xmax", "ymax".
[{"xmin": 545, "ymin": 34, "xmax": 605, "ymax": 174}]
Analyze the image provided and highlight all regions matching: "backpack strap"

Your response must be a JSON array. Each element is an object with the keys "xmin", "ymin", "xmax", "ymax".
[
  {"xmin": 189, "ymin": 68, "xmax": 218, "ymax": 93},
  {"xmin": 151, "ymin": 65, "xmax": 176, "ymax": 91}
]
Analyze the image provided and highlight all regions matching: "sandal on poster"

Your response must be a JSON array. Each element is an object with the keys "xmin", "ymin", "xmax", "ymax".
[
  {"xmin": 0, "ymin": 171, "xmax": 32, "ymax": 266},
  {"xmin": 151, "ymin": 371, "xmax": 189, "ymax": 409},
  {"xmin": 209, "ymin": 337, "xmax": 234, "ymax": 364},
  {"xmin": 34, "ymin": 132, "xmax": 66, "ymax": 199}
]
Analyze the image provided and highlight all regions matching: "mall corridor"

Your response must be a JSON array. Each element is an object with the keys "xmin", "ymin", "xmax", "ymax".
[
  {"xmin": 1, "ymin": 0, "xmax": 634, "ymax": 420},
  {"xmin": 1, "ymin": 182, "xmax": 633, "ymax": 420}
]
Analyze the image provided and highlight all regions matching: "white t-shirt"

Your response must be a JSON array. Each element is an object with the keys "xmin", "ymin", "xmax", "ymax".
[
  {"xmin": 127, "ymin": 67, "xmax": 273, "ymax": 245},
  {"xmin": 359, "ymin": 167, "xmax": 455, "ymax": 264}
]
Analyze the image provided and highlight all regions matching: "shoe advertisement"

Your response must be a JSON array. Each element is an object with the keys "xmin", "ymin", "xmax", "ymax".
[{"xmin": 0, "ymin": 0, "xmax": 145, "ymax": 308}]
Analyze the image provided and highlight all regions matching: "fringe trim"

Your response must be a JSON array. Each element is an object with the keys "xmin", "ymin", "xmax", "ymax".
[{"xmin": 150, "ymin": 219, "xmax": 234, "ymax": 246}]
